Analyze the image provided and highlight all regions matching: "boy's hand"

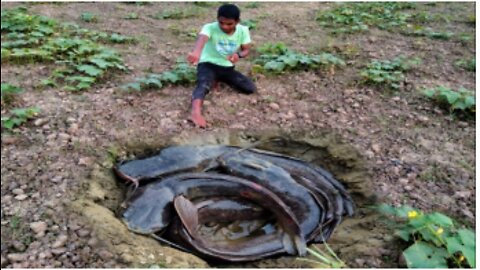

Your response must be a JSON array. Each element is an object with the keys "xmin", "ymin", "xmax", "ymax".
[
  {"xmin": 227, "ymin": 53, "xmax": 240, "ymax": 64},
  {"xmin": 187, "ymin": 51, "xmax": 201, "ymax": 65}
]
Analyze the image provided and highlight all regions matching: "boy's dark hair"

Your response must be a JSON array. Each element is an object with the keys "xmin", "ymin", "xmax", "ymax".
[{"xmin": 217, "ymin": 4, "xmax": 240, "ymax": 20}]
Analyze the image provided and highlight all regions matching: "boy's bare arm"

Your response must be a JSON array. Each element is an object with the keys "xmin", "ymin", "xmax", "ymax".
[
  {"xmin": 239, "ymin": 43, "xmax": 252, "ymax": 58},
  {"xmin": 227, "ymin": 43, "xmax": 252, "ymax": 63},
  {"xmin": 187, "ymin": 34, "xmax": 209, "ymax": 65}
]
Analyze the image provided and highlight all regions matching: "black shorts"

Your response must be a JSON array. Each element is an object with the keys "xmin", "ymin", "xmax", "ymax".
[{"xmin": 192, "ymin": 62, "xmax": 256, "ymax": 100}]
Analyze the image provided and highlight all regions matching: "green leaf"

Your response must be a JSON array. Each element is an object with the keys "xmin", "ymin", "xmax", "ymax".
[
  {"xmin": 403, "ymin": 242, "xmax": 448, "ymax": 268},
  {"xmin": 458, "ymin": 229, "xmax": 475, "ymax": 248},
  {"xmin": 89, "ymin": 58, "xmax": 112, "ymax": 69},
  {"xmin": 427, "ymin": 212, "xmax": 453, "ymax": 227},
  {"xmin": 161, "ymin": 71, "xmax": 180, "ymax": 83},
  {"xmin": 76, "ymin": 64, "xmax": 103, "ymax": 77},
  {"xmin": 264, "ymin": 61, "xmax": 286, "ymax": 72},
  {"xmin": 394, "ymin": 229, "xmax": 411, "ymax": 241}
]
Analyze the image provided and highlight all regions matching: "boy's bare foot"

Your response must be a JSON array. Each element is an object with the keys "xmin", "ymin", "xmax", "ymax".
[
  {"xmin": 191, "ymin": 98, "xmax": 207, "ymax": 128},
  {"xmin": 191, "ymin": 113, "xmax": 207, "ymax": 128}
]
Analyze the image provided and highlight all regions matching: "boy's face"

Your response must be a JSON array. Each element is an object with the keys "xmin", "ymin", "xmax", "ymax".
[{"xmin": 218, "ymin": 16, "xmax": 239, "ymax": 34}]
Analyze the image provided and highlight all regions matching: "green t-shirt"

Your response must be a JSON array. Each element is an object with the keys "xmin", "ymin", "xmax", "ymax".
[{"xmin": 199, "ymin": 22, "xmax": 251, "ymax": 67}]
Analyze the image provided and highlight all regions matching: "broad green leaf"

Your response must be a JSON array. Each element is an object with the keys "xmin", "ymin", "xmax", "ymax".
[
  {"xmin": 264, "ymin": 61, "xmax": 286, "ymax": 72},
  {"xmin": 89, "ymin": 58, "xmax": 112, "ymax": 69},
  {"xmin": 76, "ymin": 64, "xmax": 103, "ymax": 77},
  {"xmin": 427, "ymin": 212, "xmax": 453, "ymax": 227},
  {"xmin": 403, "ymin": 242, "xmax": 448, "ymax": 268},
  {"xmin": 161, "ymin": 71, "xmax": 180, "ymax": 83}
]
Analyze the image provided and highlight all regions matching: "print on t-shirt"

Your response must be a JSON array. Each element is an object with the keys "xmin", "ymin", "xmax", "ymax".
[{"xmin": 216, "ymin": 39, "xmax": 238, "ymax": 56}]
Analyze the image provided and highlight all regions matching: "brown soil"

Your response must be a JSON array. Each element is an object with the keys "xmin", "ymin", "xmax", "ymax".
[{"xmin": 1, "ymin": 2, "xmax": 475, "ymax": 268}]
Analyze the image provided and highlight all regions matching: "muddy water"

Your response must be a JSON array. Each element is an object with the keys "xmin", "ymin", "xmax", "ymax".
[{"xmin": 69, "ymin": 129, "xmax": 392, "ymax": 268}]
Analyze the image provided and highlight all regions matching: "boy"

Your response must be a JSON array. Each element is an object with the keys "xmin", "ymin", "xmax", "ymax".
[{"xmin": 187, "ymin": 4, "xmax": 256, "ymax": 128}]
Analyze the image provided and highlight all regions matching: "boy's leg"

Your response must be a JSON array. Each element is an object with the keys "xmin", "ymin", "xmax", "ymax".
[
  {"xmin": 191, "ymin": 63, "xmax": 216, "ymax": 128},
  {"xmin": 219, "ymin": 69, "xmax": 257, "ymax": 95}
]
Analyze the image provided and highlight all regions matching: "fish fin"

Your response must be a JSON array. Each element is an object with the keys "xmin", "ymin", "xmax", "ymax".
[
  {"xmin": 282, "ymin": 233, "xmax": 296, "ymax": 255},
  {"xmin": 282, "ymin": 233, "xmax": 307, "ymax": 256},
  {"xmin": 174, "ymin": 195, "xmax": 199, "ymax": 236},
  {"xmin": 294, "ymin": 235, "xmax": 307, "ymax": 256}
]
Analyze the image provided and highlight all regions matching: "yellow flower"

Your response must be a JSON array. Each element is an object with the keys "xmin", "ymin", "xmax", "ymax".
[
  {"xmin": 459, "ymin": 255, "xmax": 465, "ymax": 262},
  {"xmin": 407, "ymin": 210, "xmax": 418, "ymax": 219},
  {"xmin": 436, "ymin": 228, "xmax": 444, "ymax": 235}
]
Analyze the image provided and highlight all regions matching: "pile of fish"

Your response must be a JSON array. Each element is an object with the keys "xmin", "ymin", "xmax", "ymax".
[{"xmin": 114, "ymin": 145, "xmax": 354, "ymax": 262}]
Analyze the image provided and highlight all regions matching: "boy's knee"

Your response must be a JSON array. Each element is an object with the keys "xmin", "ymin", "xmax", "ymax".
[{"xmin": 244, "ymin": 83, "xmax": 256, "ymax": 94}]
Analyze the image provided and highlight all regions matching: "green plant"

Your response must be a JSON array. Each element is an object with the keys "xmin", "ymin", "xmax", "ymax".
[
  {"xmin": 316, "ymin": 2, "xmax": 416, "ymax": 34},
  {"xmin": 1, "ymin": 7, "xmax": 128, "ymax": 91},
  {"xmin": 152, "ymin": 7, "xmax": 203, "ymax": 20},
  {"xmin": 401, "ymin": 26, "xmax": 454, "ymax": 40},
  {"xmin": 241, "ymin": 19, "xmax": 257, "ymax": 30},
  {"xmin": 378, "ymin": 204, "xmax": 475, "ymax": 268},
  {"xmin": 253, "ymin": 42, "xmax": 345, "ymax": 74},
  {"xmin": 1, "ymin": 83, "xmax": 24, "ymax": 105},
  {"xmin": 297, "ymin": 243, "xmax": 346, "ymax": 268},
  {"xmin": 455, "ymin": 58, "xmax": 475, "ymax": 72},
  {"xmin": 121, "ymin": 58, "xmax": 196, "ymax": 91},
  {"xmin": 245, "ymin": 2, "xmax": 261, "ymax": 9},
  {"xmin": 80, "ymin": 12, "xmax": 98, "ymax": 23},
  {"xmin": 1, "ymin": 107, "xmax": 40, "ymax": 130},
  {"xmin": 124, "ymin": 12, "xmax": 139, "ymax": 20},
  {"xmin": 423, "ymin": 86, "xmax": 475, "ymax": 115},
  {"xmin": 360, "ymin": 56, "xmax": 420, "ymax": 90}
]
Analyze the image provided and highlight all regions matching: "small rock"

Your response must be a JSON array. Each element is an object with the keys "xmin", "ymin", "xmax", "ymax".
[
  {"xmin": 12, "ymin": 189, "xmax": 24, "ymax": 195},
  {"xmin": 418, "ymin": 116, "xmax": 429, "ymax": 123},
  {"xmin": 269, "ymin": 103, "xmax": 280, "ymax": 110},
  {"xmin": 34, "ymin": 118, "xmax": 49, "ymax": 126},
  {"xmin": 404, "ymin": 185, "xmax": 414, "ymax": 191},
  {"xmin": 58, "ymin": 133, "xmax": 70, "ymax": 141},
  {"xmin": 364, "ymin": 150, "xmax": 375, "ymax": 159},
  {"xmin": 371, "ymin": 144, "xmax": 381, "ymax": 153},
  {"xmin": 78, "ymin": 157, "xmax": 93, "ymax": 166},
  {"xmin": 50, "ymin": 176, "xmax": 62, "ymax": 183},
  {"xmin": 51, "ymin": 248, "xmax": 67, "ymax": 255},
  {"xmin": 460, "ymin": 208, "xmax": 474, "ymax": 220},
  {"xmin": 87, "ymin": 238, "xmax": 98, "ymax": 247},
  {"xmin": 66, "ymin": 117, "xmax": 76, "ymax": 124},
  {"xmin": 15, "ymin": 194, "xmax": 28, "ymax": 201},
  {"xmin": 354, "ymin": 258, "xmax": 365, "ymax": 267},
  {"xmin": 11, "ymin": 241, "xmax": 26, "ymax": 252},
  {"xmin": 7, "ymin": 253, "xmax": 27, "ymax": 262},
  {"xmin": 398, "ymin": 178, "xmax": 409, "ymax": 185},
  {"xmin": 76, "ymin": 229, "xmax": 90, "ymax": 237},
  {"xmin": 51, "ymin": 234, "xmax": 68, "ymax": 248},
  {"xmin": 30, "ymin": 221, "xmax": 48, "ymax": 235},
  {"xmin": 454, "ymin": 191, "xmax": 471, "ymax": 199},
  {"xmin": 98, "ymin": 249, "xmax": 113, "ymax": 260}
]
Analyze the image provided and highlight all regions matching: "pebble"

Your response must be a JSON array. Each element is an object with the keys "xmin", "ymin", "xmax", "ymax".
[
  {"xmin": 364, "ymin": 150, "xmax": 375, "ymax": 159},
  {"xmin": 7, "ymin": 253, "xmax": 27, "ymax": 262},
  {"xmin": 12, "ymin": 188, "xmax": 24, "ymax": 195},
  {"xmin": 51, "ymin": 234, "xmax": 68, "ymax": 248},
  {"xmin": 12, "ymin": 241, "xmax": 26, "ymax": 252},
  {"xmin": 398, "ymin": 178, "xmax": 409, "ymax": 185},
  {"xmin": 371, "ymin": 144, "xmax": 381, "ymax": 153},
  {"xmin": 15, "ymin": 194, "xmax": 28, "ymax": 201},
  {"xmin": 66, "ymin": 117, "xmax": 76, "ymax": 124},
  {"xmin": 76, "ymin": 229, "xmax": 90, "ymax": 237},
  {"xmin": 50, "ymin": 176, "xmax": 62, "ymax": 183},
  {"xmin": 51, "ymin": 248, "xmax": 67, "ymax": 255},
  {"xmin": 454, "ymin": 191, "xmax": 471, "ymax": 199},
  {"xmin": 98, "ymin": 249, "xmax": 113, "ymax": 260},
  {"xmin": 34, "ymin": 118, "xmax": 49, "ymax": 126},
  {"xmin": 404, "ymin": 185, "xmax": 414, "ymax": 191},
  {"xmin": 30, "ymin": 221, "xmax": 48, "ymax": 235},
  {"xmin": 58, "ymin": 133, "xmax": 70, "ymax": 141},
  {"xmin": 269, "ymin": 103, "xmax": 280, "ymax": 110}
]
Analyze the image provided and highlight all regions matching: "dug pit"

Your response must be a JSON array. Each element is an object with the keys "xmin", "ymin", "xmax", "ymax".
[{"xmin": 69, "ymin": 129, "xmax": 395, "ymax": 267}]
